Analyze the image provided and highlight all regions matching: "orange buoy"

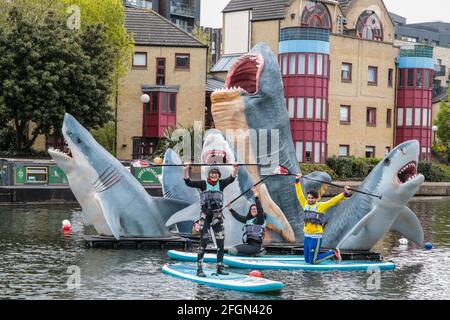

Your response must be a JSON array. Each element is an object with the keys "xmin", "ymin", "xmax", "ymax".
[
  {"xmin": 62, "ymin": 220, "xmax": 71, "ymax": 233},
  {"xmin": 249, "ymin": 270, "xmax": 262, "ymax": 278}
]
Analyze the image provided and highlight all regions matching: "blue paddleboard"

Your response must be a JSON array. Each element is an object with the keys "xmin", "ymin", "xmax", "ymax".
[
  {"xmin": 162, "ymin": 263, "xmax": 284, "ymax": 293},
  {"xmin": 167, "ymin": 250, "xmax": 305, "ymax": 263},
  {"xmin": 224, "ymin": 256, "xmax": 396, "ymax": 271}
]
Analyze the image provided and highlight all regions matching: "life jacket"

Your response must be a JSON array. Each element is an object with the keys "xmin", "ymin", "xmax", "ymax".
[
  {"xmin": 304, "ymin": 202, "xmax": 323, "ymax": 226},
  {"xmin": 242, "ymin": 218, "xmax": 265, "ymax": 244},
  {"xmin": 200, "ymin": 181, "xmax": 223, "ymax": 210}
]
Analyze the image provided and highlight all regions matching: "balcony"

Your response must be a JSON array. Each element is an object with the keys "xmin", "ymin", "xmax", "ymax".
[
  {"xmin": 170, "ymin": 2, "xmax": 195, "ymax": 18},
  {"xmin": 432, "ymin": 86, "xmax": 448, "ymax": 103},
  {"xmin": 434, "ymin": 64, "xmax": 446, "ymax": 77}
]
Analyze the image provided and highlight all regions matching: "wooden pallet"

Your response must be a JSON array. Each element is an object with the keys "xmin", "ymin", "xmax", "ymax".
[{"xmin": 82, "ymin": 235, "xmax": 197, "ymax": 250}]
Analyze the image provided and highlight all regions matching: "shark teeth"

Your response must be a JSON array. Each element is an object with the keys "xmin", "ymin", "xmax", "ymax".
[
  {"xmin": 213, "ymin": 87, "xmax": 243, "ymax": 93},
  {"xmin": 397, "ymin": 161, "xmax": 417, "ymax": 184},
  {"xmin": 202, "ymin": 149, "xmax": 229, "ymax": 164}
]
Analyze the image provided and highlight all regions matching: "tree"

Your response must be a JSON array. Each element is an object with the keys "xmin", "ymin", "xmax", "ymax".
[
  {"xmin": 91, "ymin": 122, "xmax": 116, "ymax": 155},
  {"xmin": 433, "ymin": 89, "xmax": 450, "ymax": 161},
  {"xmin": 0, "ymin": 1, "xmax": 114, "ymax": 153},
  {"xmin": 192, "ymin": 26, "xmax": 212, "ymax": 70}
]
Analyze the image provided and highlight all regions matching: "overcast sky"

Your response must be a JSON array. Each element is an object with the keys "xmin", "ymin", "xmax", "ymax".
[{"xmin": 201, "ymin": 0, "xmax": 450, "ymax": 28}]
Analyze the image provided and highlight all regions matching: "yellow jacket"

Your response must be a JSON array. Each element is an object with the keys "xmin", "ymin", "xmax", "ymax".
[{"xmin": 295, "ymin": 181, "xmax": 346, "ymax": 235}]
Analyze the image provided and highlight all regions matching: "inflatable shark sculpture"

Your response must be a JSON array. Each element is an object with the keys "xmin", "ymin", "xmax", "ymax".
[{"xmin": 48, "ymin": 43, "xmax": 425, "ymax": 251}]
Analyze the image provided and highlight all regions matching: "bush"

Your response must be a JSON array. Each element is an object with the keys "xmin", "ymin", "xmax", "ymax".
[
  {"xmin": 326, "ymin": 156, "xmax": 382, "ymax": 180},
  {"xmin": 300, "ymin": 163, "xmax": 337, "ymax": 180},
  {"xmin": 418, "ymin": 162, "xmax": 450, "ymax": 182}
]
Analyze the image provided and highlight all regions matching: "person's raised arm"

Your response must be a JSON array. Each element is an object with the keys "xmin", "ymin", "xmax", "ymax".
[
  {"xmin": 226, "ymin": 204, "xmax": 247, "ymax": 223},
  {"xmin": 294, "ymin": 174, "xmax": 306, "ymax": 209},
  {"xmin": 318, "ymin": 186, "xmax": 352, "ymax": 213}
]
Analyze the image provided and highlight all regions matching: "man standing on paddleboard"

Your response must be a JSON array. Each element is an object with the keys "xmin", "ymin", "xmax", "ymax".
[
  {"xmin": 184, "ymin": 163, "xmax": 239, "ymax": 277},
  {"xmin": 295, "ymin": 174, "xmax": 352, "ymax": 264}
]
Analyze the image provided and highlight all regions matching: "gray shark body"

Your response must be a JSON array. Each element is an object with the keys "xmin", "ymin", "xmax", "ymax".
[
  {"xmin": 323, "ymin": 140, "xmax": 425, "ymax": 250},
  {"xmin": 49, "ymin": 113, "xmax": 189, "ymax": 239}
]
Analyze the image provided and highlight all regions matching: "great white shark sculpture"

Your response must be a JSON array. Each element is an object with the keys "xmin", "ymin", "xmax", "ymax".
[{"xmin": 48, "ymin": 113, "xmax": 190, "ymax": 239}]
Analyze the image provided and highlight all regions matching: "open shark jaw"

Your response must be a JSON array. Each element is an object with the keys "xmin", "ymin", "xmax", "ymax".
[
  {"xmin": 397, "ymin": 161, "xmax": 418, "ymax": 184},
  {"xmin": 212, "ymin": 53, "xmax": 264, "ymax": 100}
]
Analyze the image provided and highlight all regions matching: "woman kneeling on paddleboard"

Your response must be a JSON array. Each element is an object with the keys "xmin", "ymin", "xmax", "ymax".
[
  {"xmin": 295, "ymin": 174, "xmax": 352, "ymax": 264},
  {"xmin": 184, "ymin": 163, "xmax": 239, "ymax": 277},
  {"xmin": 227, "ymin": 187, "xmax": 266, "ymax": 257}
]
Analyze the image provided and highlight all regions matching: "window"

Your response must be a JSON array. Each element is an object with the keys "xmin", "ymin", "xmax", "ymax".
[
  {"xmin": 357, "ymin": 10, "xmax": 383, "ymax": 41},
  {"xmin": 315, "ymin": 98, "xmax": 322, "ymax": 119},
  {"xmin": 296, "ymin": 141, "xmax": 303, "ymax": 162},
  {"xmin": 314, "ymin": 142, "xmax": 320, "ymax": 163},
  {"xmin": 308, "ymin": 55, "xmax": 315, "ymax": 75},
  {"xmin": 339, "ymin": 145, "xmax": 349, "ymax": 157},
  {"xmin": 368, "ymin": 66, "xmax": 378, "ymax": 85},
  {"xmin": 386, "ymin": 109, "xmax": 392, "ymax": 127},
  {"xmin": 367, "ymin": 108, "xmax": 376, "ymax": 126},
  {"xmin": 385, "ymin": 147, "xmax": 391, "ymax": 155},
  {"xmin": 133, "ymin": 52, "xmax": 147, "ymax": 67},
  {"xmin": 306, "ymin": 98, "xmax": 314, "ymax": 118},
  {"xmin": 423, "ymin": 109, "xmax": 428, "ymax": 126},
  {"xmin": 161, "ymin": 93, "xmax": 168, "ymax": 113},
  {"xmin": 288, "ymin": 98, "xmax": 295, "ymax": 118},
  {"xmin": 298, "ymin": 54, "xmax": 306, "ymax": 74},
  {"xmin": 415, "ymin": 108, "xmax": 421, "ymax": 126},
  {"xmin": 305, "ymin": 142, "xmax": 313, "ymax": 162},
  {"xmin": 397, "ymin": 108, "xmax": 404, "ymax": 126},
  {"xmin": 323, "ymin": 56, "xmax": 328, "ymax": 77},
  {"xmin": 156, "ymin": 58, "xmax": 166, "ymax": 85},
  {"xmin": 322, "ymin": 98, "xmax": 327, "ymax": 120},
  {"xmin": 175, "ymin": 54, "xmax": 190, "ymax": 69},
  {"xmin": 289, "ymin": 54, "xmax": 296, "ymax": 75},
  {"xmin": 297, "ymin": 97, "xmax": 304, "ymax": 118},
  {"xmin": 317, "ymin": 54, "xmax": 323, "ymax": 76},
  {"xmin": 365, "ymin": 146, "xmax": 375, "ymax": 158},
  {"xmin": 421, "ymin": 147, "xmax": 427, "ymax": 160},
  {"xmin": 424, "ymin": 70, "xmax": 430, "ymax": 88},
  {"xmin": 301, "ymin": 1, "xmax": 332, "ymax": 30},
  {"xmin": 341, "ymin": 63, "xmax": 352, "ymax": 81},
  {"xmin": 169, "ymin": 94, "xmax": 176, "ymax": 113},
  {"xmin": 321, "ymin": 143, "xmax": 325, "ymax": 163},
  {"xmin": 340, "ymin": 105, "xmax": 350, "ymax": 123},
  {"xmin": 398, "ymin": 69, "xmax": 404, "ymax": 87},
  {"xmin": 388, "ymin": 69, "xmax": 393, "ymax": 87},
  {"xmin": 282, "ymin": 55, "xmax": 288, "ymax": 75},
  {"xmin": 407, "ymin": 69, "xmax": 414, "ymax": 87},
  {"xmin": 416, "ymin": 69, "xmax": 423, "ymax": 88},
  {"xmin": 151, "ymin": 93, "xmax": 158, "ymax": 112},
  {"xmin": 405, "ymin": 108, "xmax": 413, "ymax": 126}
]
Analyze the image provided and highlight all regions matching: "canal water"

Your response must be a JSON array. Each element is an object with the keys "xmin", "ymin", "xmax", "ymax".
[{"xmin": 0, "ymin": 197, "xmax": 449, "ymax": 300}]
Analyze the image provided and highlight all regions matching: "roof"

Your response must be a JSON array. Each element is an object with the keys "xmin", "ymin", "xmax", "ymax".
[
  {"xmin": 206, "ymin": 77, "xmax": 225, "ymax": 92},
  {"xmin": 125, "ymin": 7, "xmax": 206, "ymax": 48},
  {"xmin": 210, "ymin": 54, "xmax": 242, "ymax": 73},
  {"xmin": 222, "ymin": 0, "xmax": 291, "ymax": 21},
  {"xmin": 337, "ymin": 0, "xmax": 353, "ymax": 15}
]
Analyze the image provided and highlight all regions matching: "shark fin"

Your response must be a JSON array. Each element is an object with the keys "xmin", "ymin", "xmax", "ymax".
[
  {"xmin": 265, "ymin": 214, "xmax": 284, "ymax": 234},
  {"xmin": 259, "ymin": 183, "xmax": 296, "ymax": 243},
  {"xmin": 336, "ymin": 207, "xmax": 377, "ymax": 247},
  {"xmin": 389, "ymin": 206, "xmax": 424, "ymax": 246},
  {"xmin": 95, "ymin": 193, "xmax": 121, "ymax": 240},
  {"xmin": 151, "ymin": 197, "xmax": 192, "ymax": 224},
  {"xmin": 165, "ymin": 202, "xmax": 201, "ymax": 227}
]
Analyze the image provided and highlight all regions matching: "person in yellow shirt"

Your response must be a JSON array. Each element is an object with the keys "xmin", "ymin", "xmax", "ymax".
[{"xmin": 295, "ymin": 174, "xmax": 352, "ymax": 264}]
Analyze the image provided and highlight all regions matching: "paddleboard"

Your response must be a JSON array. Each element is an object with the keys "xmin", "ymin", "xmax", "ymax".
[
  {"xmin": 224, "ymin": 256, "xmax": 396, "ymax": 271},
  {"xmin": 167, "ymin": 250, "xmax": 305, "ymax": 263},
  {"xmin": 162, "ymin": 263, "xmax": 284, "ymax": 293}
]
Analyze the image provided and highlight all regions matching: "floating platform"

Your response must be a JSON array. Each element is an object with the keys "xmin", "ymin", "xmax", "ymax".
[
  {"xmin": 83, "ymin": 235, "xmax": 197, "ymax": 250},
  {"xmin": 82, "ymin": 235, "xmax": 382, "ymax": 261}
]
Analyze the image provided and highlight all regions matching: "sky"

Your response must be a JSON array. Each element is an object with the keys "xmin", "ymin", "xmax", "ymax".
[{"xmin": 200, "ymin": 0, "xmax": 450, "ymax": 28}]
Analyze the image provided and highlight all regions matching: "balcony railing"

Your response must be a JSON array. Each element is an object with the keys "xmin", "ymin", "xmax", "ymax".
[
  {"xmin": 434, "ymin": 64, "xmax": 446, "ymax": 76},
  {"xmin": 170, "ymin": 3, "xmax": 195, "ymax": 18},
  {"xmin": 433, "ymin": 86, "xmax": 448, "ymax": 100}
]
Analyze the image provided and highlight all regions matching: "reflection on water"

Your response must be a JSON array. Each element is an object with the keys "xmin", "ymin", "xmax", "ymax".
[{"xmin": 0, "ymin": 198, "xmax": 449, "ymax": 300}]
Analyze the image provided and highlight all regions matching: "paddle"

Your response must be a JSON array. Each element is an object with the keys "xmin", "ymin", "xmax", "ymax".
[{"xmin": 146, "ymin": 163, "xmax": 262, "ymax": 167}]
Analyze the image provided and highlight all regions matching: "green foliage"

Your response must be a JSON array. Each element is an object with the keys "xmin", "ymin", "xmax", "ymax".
[
  {"xmin": 418, "ymin": 162, "xmax": 450, "ymax": 182},
  {"xmin": 91, "ymin": 122, "xmax": 116, "ymax": 155},
  {"xmin": 191, "ymin": 26, "xmax": 211, "ymax": 70},
  {"xmin": 300, "ymin": 164, "xmax": 337, "ymax": 180},
  {"xmin": 0, "ymin": 0, "xmax": 115, "ymax": 154},
  {"xmin": 326, "ymin": 156, "xmax": 381, "ymax": 180}
]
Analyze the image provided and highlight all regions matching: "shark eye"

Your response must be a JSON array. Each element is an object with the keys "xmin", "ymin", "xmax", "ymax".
[
  {"xmin": 77, "ymin": 138, "xmax": 82, "ymax": 144},
  {"xmin": 384, "ymin": 158, "xmax": 391, "ymax": 166}
]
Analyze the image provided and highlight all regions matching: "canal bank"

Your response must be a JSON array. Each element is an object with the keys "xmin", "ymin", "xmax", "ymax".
[{"xmin": 0, "ymin": 182, "xmax": 448, "ymax": 204}]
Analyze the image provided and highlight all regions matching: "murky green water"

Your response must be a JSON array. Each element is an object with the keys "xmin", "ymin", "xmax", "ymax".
[{"xmin": 0, "ymin": 198, "xmax": 449, "ymax": 300}]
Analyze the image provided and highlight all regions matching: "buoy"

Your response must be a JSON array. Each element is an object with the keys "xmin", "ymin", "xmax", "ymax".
[
  {"xmin": 62, "ymin": 220, "xmax": 71, "ymax": 233},
  {"xmin": 399, "ymin": 238, "xmax": 408, "ymax": 245},
  {"xmin": 249, "ymin": 270, "xmax": 262, "ymax": 278},
  {"xmin": 153, "ymin": 157, "xmax": 163, "ymax": 165},
  {"xmin": 424, "ymin": 242, "xmax": 433, "ymax": 250}
]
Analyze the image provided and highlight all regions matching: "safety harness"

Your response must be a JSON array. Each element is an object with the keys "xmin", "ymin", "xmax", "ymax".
[
  {"xmin": 242, "ymin": 218, "xmax": 265, "ymax": 244},
  {"xmin": 200, "ymin": 181, "xmax": 223, "ymax": 215}
]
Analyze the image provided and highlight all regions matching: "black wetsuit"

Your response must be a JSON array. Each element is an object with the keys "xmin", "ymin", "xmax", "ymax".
[
  {"xmin": 229, "ymin": 196, "xmax": 265, "ymax": 256},
  {"xmin": 184, "ymin": 176, "xmax": 235, "ymax": 267}
]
